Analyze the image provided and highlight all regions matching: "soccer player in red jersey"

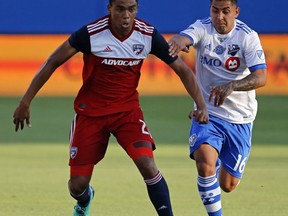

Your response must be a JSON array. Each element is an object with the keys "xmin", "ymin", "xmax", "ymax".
[{"xmin": 13, "ymin": 0, "xmax": 209, "ymax": 215}]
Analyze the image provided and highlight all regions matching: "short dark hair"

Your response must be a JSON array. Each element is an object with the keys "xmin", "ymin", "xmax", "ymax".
[
  {"xmin": 210, "ymin": 0, "xmax": 238, "ymax": 6},
  {"xmin": 109, "ymin": 0, "xmax": 139, "ymax": 5}
]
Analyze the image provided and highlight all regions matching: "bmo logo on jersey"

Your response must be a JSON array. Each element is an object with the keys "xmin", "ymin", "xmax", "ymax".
[
  {"xmin": 200, "ymin": 55, "xmax": 222, "ymax": 67},
  {"xmin": 225, "ymin": 57, "xmax": 240, "ymax": 72}
]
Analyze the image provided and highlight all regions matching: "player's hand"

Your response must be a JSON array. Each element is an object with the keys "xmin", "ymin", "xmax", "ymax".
[
  {"xmin": 13, "ymin": 101, "xmax": 32, "ymax": 132},
  {"xmin": 168, "ymin": 35, "xmax": 189, "ymax": 57},
  {"xmin": 189, "ymin": 109, "xmax": 209, "ymax": 124},
  {"xmin": 209, "ymin": 82, "xmax": 234, "ymax": 107}
]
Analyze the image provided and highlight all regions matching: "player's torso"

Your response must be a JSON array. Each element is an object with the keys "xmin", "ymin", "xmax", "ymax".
[
  {"xmin": 195, "ymin": 22, "xmax": 251, "ymax": 89},
  {"xmin": 75, "ymin": 18, "xmax": 154, "ymax": 116},
  {"xmin": 193, "ymin": 19, "xmax": 259, "ymax": 123}
]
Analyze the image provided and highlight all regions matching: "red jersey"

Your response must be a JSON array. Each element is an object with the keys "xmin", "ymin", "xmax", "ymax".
[{"xmin": 69, "ymin": 15, "xmax": 177, "ymax": 116}]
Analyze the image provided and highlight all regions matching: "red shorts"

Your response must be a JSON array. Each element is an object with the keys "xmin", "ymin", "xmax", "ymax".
[{"xmin": 69, "ymin": 108, "xmax": 155, "ymax": 167}]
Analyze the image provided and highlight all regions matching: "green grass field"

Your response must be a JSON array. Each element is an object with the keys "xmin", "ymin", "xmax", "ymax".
[
  {"xmin": 0, "ymin": 95, "xmax": 288, "ymax": 215},
  {"xmin": 1, "ymin": 144, "xmax": 288, "ymax": 216},
  {"xmin": 1, "ymin": 95, "xmax": 288, "ymax": 144}
]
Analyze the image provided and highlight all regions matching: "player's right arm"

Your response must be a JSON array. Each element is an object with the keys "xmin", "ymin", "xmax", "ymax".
[
  {"xmin": 13, "ymin": 40, "xmax": 78, "ymax": 132},
  {"xmin": 168, "ymin": 34, "xmax": 191, "ymax": 57},
  {"xmin": 168, "ymin": 19, "xmax": 204, "ymax": 57}
]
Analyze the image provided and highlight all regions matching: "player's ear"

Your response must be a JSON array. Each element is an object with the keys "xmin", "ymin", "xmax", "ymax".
[
  {"xmin": 235, "ymin": 6, "xmax": 240, "ymax": 18},
  {"xmin": 107, "ymin": 4, "xmax": 111, "ymax": 14}
]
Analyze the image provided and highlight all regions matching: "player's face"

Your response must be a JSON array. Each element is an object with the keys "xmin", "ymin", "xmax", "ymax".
[
  {"xmin": 210, "ymin": 0, "xmax": 239, "ymax": 34},
  {"xmin": 108, "ymin": 0, "xmax": 138, "ymax": 38}
]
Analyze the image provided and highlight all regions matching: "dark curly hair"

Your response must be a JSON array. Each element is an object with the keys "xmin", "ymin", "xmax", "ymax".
[{"xmin": 109, "ymin": 0, "xmax": 139, "ymax": 5}]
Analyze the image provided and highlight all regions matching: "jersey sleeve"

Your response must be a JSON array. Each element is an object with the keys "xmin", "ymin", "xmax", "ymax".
[
  {"xmin": 150, "ymin": 28, "xmax": 178, "ymax": 64},
  {"xmin": 68, "ymin": 25, "xmax": 91, "ymax": 53},
  {"xmin": 243, "ymin": 31, "xmax": 267, "ymax": 72},
  {"xmin": 180, "ymin": 19, "xmax": 206, "ymax": 46}
]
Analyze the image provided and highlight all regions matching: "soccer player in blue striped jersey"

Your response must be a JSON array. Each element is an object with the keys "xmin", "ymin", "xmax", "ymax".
[{"xmin": 168, "ymin": 0, "xmax": 267, "ymax": 215}]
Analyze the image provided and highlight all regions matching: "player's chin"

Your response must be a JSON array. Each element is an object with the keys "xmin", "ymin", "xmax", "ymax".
[
  {"xmin": 122, "ymin": 26, "xmax": 130, "ymax": 31},
  {"xmin": 215, "ymin": 26, "xmax": 227, "ymax": 34},
  {"xmin": 121, "ymin": 21, "xmax": 132, "ymax": 28}
]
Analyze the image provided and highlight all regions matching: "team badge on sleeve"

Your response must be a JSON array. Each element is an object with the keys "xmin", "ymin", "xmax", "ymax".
[
  {"xmin": 256, "ymin": 50, "xmax": 265, "ymax": 60},
  {"xmin": 70, "ymin": 147, "xmax": 78, "ymax": 159},
  {"xmin": 133, "ymin": 44, "xmax": 144, "ymax": 55}
]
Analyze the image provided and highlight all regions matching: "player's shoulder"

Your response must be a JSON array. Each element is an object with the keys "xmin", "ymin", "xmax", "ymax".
[
  {"xmin": 86, "ymin": 15, "xmax": 110, "ymax": 35},
  {"xmin": 134, "ymin": 17, "xmax": 154, "ymax": 35},
  {"xmin": 234, "ymin": 19, "xmax": 256, "ymax": 35},
  {"xmin": 199, "ymin": 17, "xmax": 213, "ymax": 25},
  {"xmin": 191, "ymin": 17, "xmax": 213, "ymax": 31}
]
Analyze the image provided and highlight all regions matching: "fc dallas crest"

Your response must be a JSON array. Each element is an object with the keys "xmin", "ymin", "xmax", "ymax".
[{"xmin": 133, "ymin": 44, "xmax": 144, "ymax": 55}]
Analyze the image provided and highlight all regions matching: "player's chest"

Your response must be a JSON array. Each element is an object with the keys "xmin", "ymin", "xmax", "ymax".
[
  {"xmin": 200, "ymin": 37, "xmax": 244, "ymax": 72},
  {"xmin": 89, "ymin": 31, "xmax": 152, "ymax": 59}
]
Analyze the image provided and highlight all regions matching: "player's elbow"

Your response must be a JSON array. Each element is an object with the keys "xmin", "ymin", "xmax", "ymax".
[
  {"xmin": 260, "ymin": 75, "xmax": 267, "ymax": 87},
  {"xmin": 257, "ymin": 68, "xmax": 268, "ymax": 88}
]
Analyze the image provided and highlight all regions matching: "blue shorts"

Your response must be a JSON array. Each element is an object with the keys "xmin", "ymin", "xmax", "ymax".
[{"xmin": 189, "ymin": 115, "xmax": 253, "ymax": 178}]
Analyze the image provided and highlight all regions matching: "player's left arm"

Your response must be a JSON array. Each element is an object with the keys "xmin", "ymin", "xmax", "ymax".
[
  {"xmin": 150, "ymin": 29, "xmax": 208, "ymax": 124},
  {"xmin": 210, "ymin": 32, "xmax": 267, "ymax": 107},
  {"xmin": 209, "ymin": 68, "xmax": 267, "ymax": 107},
  {"xmin": 170, "ymin": 57, "xmax": 209, "ymax": 124},
  {"xmin": 229, "ymin": 31, "xmax": 267, "ymax": 91},
  {"xmin": 228, "ymin": 68, "xmax": 267, "ymax": 91}
]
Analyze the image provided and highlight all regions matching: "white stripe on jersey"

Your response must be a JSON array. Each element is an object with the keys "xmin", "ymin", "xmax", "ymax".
[
  {"xmin": 69, "ymin": 114, "xmax": 77, "ymax": 147},
  {"xmin": 87, "ymin": 18, "xmax": 109, "ymax": 34},
  {"xmin": 200, "ymin": 17, "xmax": 212, "ymax": 24},
  {"xmin": 235, "ymin": 20, "xmax": 253, "ymax": 34},
  {"xmin": 135, "ymin": 19, "xmax": 154, "ymax": 34}
]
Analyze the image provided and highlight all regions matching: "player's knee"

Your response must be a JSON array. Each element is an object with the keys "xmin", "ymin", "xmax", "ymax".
[
  {"xmin": 219, "ymin": 180, "xmax": 239, "ymax": 193},
  {"xmin": 196, "ymin": 161, "xmax": 216, "ymax": 177},
  {"xmin": 68, "ymin": 176, "xmax": 91, "ymax": 196},
  {"xmin": 134, "ymin": 156, "xmax": 158, "ymax": 179}
]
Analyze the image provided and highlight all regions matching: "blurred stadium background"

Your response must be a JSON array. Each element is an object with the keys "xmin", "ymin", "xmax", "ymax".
[{"xmin": 1, "ymin": 0, "xmax": 288, "ymax": 97}]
